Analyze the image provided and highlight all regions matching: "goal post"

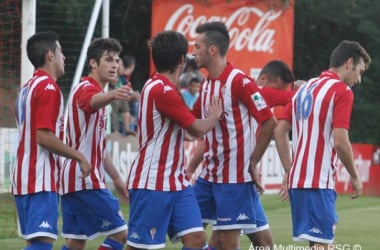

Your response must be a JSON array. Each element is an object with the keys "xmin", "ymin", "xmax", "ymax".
[{"xmin": 21, "ymin": 0, "xmax": 36, "ymax": 87}]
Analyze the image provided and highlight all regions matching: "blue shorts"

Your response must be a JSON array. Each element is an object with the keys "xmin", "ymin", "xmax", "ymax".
[
  {"xmin": 127, "ymin": 187, "xmax": 204, "ymax": 249},
  {"xmin": 193, "ymin": 178, "xmax": 258, "ymax": 231},
  {"xmin": 61, "ymin": 189, "xmax": 127, "ymax": 240},
  {"xmin": 14, "ymin": 191, "xmax": 59, "ymax": 240},
  {"xmin": 241, "ymin": 193, "xmax": 269, "ymax": 234},
  {"xmin": 289, "ymin": 189, "xmax": 338, "ymax": 244}
]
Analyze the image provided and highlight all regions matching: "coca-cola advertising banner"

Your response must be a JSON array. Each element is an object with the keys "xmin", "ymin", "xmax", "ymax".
[{"xmin": 151, "ymin": 0, "xmax": 294, "ymax": 79}]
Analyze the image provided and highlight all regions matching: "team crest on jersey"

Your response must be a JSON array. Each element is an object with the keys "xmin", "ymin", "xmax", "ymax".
[
  {"xmin": 98, "ymin": 114, "xmax": 108, "ymax": 130},
  {"xmin": 251, "ymin": 92, "xmax": 267, "ymax": 111}
]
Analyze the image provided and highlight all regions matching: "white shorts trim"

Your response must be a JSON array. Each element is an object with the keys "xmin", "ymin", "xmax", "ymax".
[{"xmin": 293, "ymin": 233, "xmax": 334, "ymax": 244}]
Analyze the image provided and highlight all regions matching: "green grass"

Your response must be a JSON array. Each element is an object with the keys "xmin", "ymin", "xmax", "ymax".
[{"xmin": 1, "ymin": 193, "xmax": 379, "ymax": 249}]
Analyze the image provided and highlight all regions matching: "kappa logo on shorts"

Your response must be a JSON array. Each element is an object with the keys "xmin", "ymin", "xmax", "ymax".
[
  {"xmin": 309, "ymin": 227, "xmax": 323, "ymax": 234},
  {"xmin": 130, "ymin": 232, "xmax": 141, "ymax": 240},
  {"xmin": 236, "ymin": 213, "xmax": 250, "ymax": 221},
  {"xmin": 101, "ymin": 220, "xmax": 112, "ymax": 228},
  {"xmin": 38, "ymin": 221, "xmax": 52, "ymax": 229}
]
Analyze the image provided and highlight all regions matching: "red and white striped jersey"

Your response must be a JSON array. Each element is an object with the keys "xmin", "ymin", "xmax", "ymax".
[
  {"xmin": 127, "ymin": 74, "xmax": 195, "ymax": 191},
  {"xmin": 192, "ymin": 63, "xmax": 273, "ymax": 183},
  {"xmin": 59, "ymin": 77, "xmax": 108, "ymax": 194},
  {"xmin": 12, "ymin": 70, "xmax": 64, "ymax": 195},
  {"xmin": 280, "ymin": 71, "xmax": 353, "ymax": 189}
]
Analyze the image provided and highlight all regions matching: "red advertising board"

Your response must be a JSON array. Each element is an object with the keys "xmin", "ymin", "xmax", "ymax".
[
  {"xmin": 336, "ymin": 144, "xmax": 380, "ymax": 196},
  {"xmin": 151, "ymin": 0, "xmax": 294, "ymax": 79}
]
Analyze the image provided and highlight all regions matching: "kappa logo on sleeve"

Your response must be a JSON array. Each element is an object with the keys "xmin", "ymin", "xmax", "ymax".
[
  {"xmin": 163, "ymin": 85, "xmax": 173, "ymax": 93},
  {"xmin": 251, "ymin": 92, "xmax": 267, "ymax": 111},
  {"xmin": 44, "ymin": 83, "xmax": 56, "ymax": 91}
]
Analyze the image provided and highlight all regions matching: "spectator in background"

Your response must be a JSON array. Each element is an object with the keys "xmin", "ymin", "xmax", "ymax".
[
  {"xmin": 12, "ymin": 31, "xmax": 91, "ymax": 250},
  {"xmin": 274, "ymin": 40, "xmax": 371, "ymax": 249},
  {"xmin": 179, "ymin": 56, "xmax": 204, "ymax": 90},
  {"xmin": 182, "ymin": 76, "xmax": 201, "ymax": 109},
  {"xmin": 60, "ymin": 38, "xmax": 129, "ymax": 250},
  {"xmin": 109, "ymin": 54, "xmax": 140, "ymax": 136}
]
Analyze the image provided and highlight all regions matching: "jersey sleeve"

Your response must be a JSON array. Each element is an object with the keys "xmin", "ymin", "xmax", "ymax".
[
  {"xmin": 235, "ymin": 75, "xmax": 273, "ymax": 123},
  {"xmin": 76, "ymin": 84, "xmax": 100, "ymax": 113},
  {"xmin": 155, "ymin": 86, "xmax": 196, "ymax": 128},
  {"xmin": 260, "ymin": 87, "xmax": 293, "ymax": 107},
  {"xmin": 277, "ymin": 101, "xmax": 292, "ymax": 122},
  {"xmin": 35, "ymin": 82, "xmax": 61, "ymax": 133},
  {"xmin": 333, "ymin": 85, "xmax": 354, "ymax": 129}
]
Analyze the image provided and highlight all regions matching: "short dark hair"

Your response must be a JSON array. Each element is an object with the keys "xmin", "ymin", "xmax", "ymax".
[
  {"xmin": 26, "ymin": 31, "xmax": 59, "ymax": 68},
  {"xmin": 329, "ymin": 40, "xmax": 371, "ymax": 69},
  {"xmin": 195, "ymin": 21, "xmax": 230, "ymax": 57},
  {"xmin": 259, "ymin": 60, "xmax": 294, "ymax": 84},
  {"xmin": 121, "ymin": 54, "xmax": 136, "ymax": 68},
  {"xmin": 87, "ymin": 38, "xmax": 122, "ymax": 69},
  {"xmin": 188, "ymin": 76, "xmax": 200, "ymax": 85},
  {"xmin": 151, "ymin": 31, "xmax": 188, "ymax": 73}
]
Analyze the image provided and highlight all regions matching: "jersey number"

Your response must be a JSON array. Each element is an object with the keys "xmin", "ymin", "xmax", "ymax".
[
  {"xmin": 295, "ymin": 84, "xmax": 317, "ymax": 120},
  {"xmin": 15, "ymin": 86, "xmax": 29, "ymax": 125}
]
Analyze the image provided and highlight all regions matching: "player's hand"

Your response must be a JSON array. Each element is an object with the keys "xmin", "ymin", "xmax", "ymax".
[
  {"xmin": 249, "ymin": 163, "xmax": 264, "ymax": 194},
  {"xmin": 78, "ymin": 156, "xmax": 91, "ymax": 178},
  {"xmin": 113, "ymin": 177, "xmax": 129, "ymax": 204},
  {"xmin": 208, "ymin": 96, "xmax": 223, "ymax": 120},
  {"xmin": 112, "ymin": 85, "xmax": 132, "ymax": 101},
  {"xmin": 350, "ymin": 176, "xmax": 363, "ymax": 199},
  {"xmin": 279, "ymin": 173, "xmax": 289, "ymax": 201}
]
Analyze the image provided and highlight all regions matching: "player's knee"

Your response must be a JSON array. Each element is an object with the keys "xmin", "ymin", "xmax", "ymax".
[
  {"xmin": 216, "ymin": 230, "xmax": 240, "ymax": 250},
  {"xmin": 183, "ymin": 231, "xmax": 207, "ymax": 248},
  {"xmin": 110, "ymin": 230, "xmax": 128, "ymax": 244}
]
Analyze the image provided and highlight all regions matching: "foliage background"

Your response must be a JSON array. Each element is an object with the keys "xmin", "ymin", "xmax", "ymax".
[{"xmin": 1, "ymin": 0, "xmax": 379, "ymax": 143}]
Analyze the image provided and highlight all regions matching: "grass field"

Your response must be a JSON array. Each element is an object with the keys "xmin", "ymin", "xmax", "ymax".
[{"xmin": 0, "ymin": 193, "xmax": 379, "ymax": 249}]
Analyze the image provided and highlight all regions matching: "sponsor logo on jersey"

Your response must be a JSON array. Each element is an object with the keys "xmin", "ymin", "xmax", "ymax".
[
  {"xmin": 44, "ymin": 83, "xmax": 56, "ymax": 91},
  {"xmin": 251, "ymin": 92, "xmax": 267, "ymax": 111}
]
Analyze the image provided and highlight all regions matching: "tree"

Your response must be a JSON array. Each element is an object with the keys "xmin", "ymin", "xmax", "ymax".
[{"xmin": 294, "ymin": 0, "xmax": 380, "ymax": 144}]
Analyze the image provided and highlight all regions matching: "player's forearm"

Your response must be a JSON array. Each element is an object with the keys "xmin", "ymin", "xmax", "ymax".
[
  {"xmin": 334, "ymin": 129, "xmax": 359, "ymax": 179},
  {"xmin": 274, "ymin": 120, "xmax": 292, "ymax": 172},
  {"xmin": 90, "ymin": 92, "xmax": 114, "ymax": 110},
  {"xmin": 187, "ymin": 139, "xmax": 205, "ymax": 175},
  {"xmin": 36, "ymin": 129, "xmax": 86, "ymax": 162},
  {"xmin": 186, "ymin": 116, "xmax": 219, "ymax": 138},
  {"xmin": 104, "ymin": 153, "xmax": 122, "ymax": 181},
  {"xmin": 250, "ymin": 117, "xmax": 276, "ymax": 166}
]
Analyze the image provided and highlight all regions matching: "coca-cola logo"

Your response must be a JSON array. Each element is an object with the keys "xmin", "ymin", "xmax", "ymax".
[{"xmin": 165, "ymin": 4, "xmax": 283, "ymax": 53}]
